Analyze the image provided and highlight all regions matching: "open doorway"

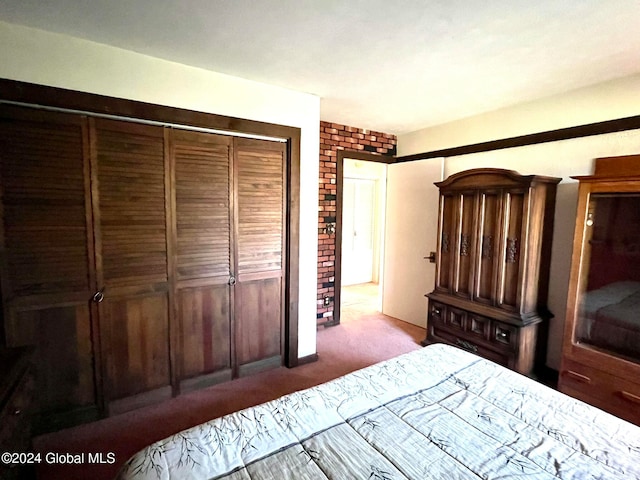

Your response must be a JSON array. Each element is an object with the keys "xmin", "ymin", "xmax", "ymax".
[
  {"xmin": 334, "ymin": 151, "xmax": 443, "ymax": 328},
  {"xmin": 335, "ymin": 152, "xmax": 393, "ymax": 323},
  {"xmin": 341, "ymin": 161, "xmax": 387, "ymax": 313}
]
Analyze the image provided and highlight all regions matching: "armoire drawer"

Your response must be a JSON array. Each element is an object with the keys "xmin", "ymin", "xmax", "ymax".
[
  {"xmin": 428, "ymin": 301, "xmax": 446, "ymax": 324},
  {"xmin": 466, "ymin": 313, "xmax": 491, "ymax": 341},
  {"xmin": 560, "ymin": 359, "xmax": 640, "ymax": 426},
  {"xmin": 429, "ymin": 302, "xmax": 516, "ymax": 354},
  {"xmin": 430, "ymin": 325, "xmax": 509, "ymax": 367},
  {"xmin": 444, "ymin": 307, "xmax": 466, "ymax": 331},
  {"xmin": 491, "ymin": 322, "xmax": 518, "ymax": 351}
]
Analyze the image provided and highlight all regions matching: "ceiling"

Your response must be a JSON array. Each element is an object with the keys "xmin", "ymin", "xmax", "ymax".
[{"xmin": 1, "ymin": 1, "xmax": 640, "ymax": 135}]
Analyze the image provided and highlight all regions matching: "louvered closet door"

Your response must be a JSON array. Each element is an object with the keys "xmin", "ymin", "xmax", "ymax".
[
  {"xmin": 234, "ymin": 138, "xmax": 285, "ymax": 376},
  {"xmin": 91, "ymin": 119, "xmax": 172, "ymax": 414},
  {"xmin": 0, "ymin": 106, "xmax": 99, "ymax": 429},
  {"xmin": 171, "ymin": 129, "xmax": 233, "ymax": 392}
]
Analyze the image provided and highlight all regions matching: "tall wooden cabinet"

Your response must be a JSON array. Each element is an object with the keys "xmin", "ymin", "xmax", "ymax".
[
  {"xmin": 558, "ymin": 156, "xmax": 640, "ymax": 426},
  {"xmin": 424, "ymin": 168, "xmax": 560, "ymax": 376},
  {"xmin": 0, "ymin": 104, "xmax": 287, "ymax": 431}
]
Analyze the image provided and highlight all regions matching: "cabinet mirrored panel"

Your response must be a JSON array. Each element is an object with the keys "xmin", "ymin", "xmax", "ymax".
[
  {"xmin": 573, "ymin": 193, "xmax": 640, "ymax": 363},
  {"xmin": 559, "ymin": 155, "xmax": 640, "ymax": 427}
]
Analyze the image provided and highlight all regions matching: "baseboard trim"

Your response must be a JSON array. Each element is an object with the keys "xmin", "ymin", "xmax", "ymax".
[
  {"xmin": 179, "ymin": 369, "xmax": 233, "ymax": 394},
  {"xmin": 294, "ymin": 353, "xmax": 319, "ymax": 367},
  {"xmin": 108, "ymin": 386, "xmax": 173, "ymax": 417},
  {"xmin": 536, "ymin": 365, "xmax": 559, "ymax": 389},
  {"xmin": 238, "ymin": 356, "xmax": 282, "ymax": 377}
]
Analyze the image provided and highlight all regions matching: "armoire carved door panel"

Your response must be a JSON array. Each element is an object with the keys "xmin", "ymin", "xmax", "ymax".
[
  {"xmin": 453, "ymin": 192, "xmax": 475, "ymax": 299},
  {"xmin": 171, "ymin": 129, "xmax": 233, "ymax": 392},
  {"xmin": 90, "ymin": 119, "xmax": 172, "ymax": 414},
  {"xmin": 0, "ymin": 106, "xmax": 99, "ymax": 430},
  {"xmin": 234, "ymin": 138, "xmax": 285, "ymax": 376},
  {"xmin": 474, "ymin": 191, "xmax": 500, "ymax": 305},
  {"xmin": 497, "ymin": 189, "xmax": 526, "ymax": 312},
  {"xmin": 435, "ymin": 193, "xmax": 455, "ymax": 292}
]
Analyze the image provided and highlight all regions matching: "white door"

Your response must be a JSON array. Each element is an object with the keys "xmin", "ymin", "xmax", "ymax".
[
  {"xmin": 342, "ymin": 178, "xmax": 376, "ymax": 286},
  {"xmin": 382, "ymin": 158, "xmax": 443, "ymax": 327}
]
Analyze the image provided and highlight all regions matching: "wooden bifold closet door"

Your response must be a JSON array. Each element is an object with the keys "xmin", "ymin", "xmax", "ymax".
[
  {"xmin": 91, "ymin": 119, "xmax": 173, "ymax": 414},
  {"xmin": 171, "ymin": 129, "xmax": 233, "ymax": 392},
  {"xmin": 234, "ymin": 139, "xmax": 286, "ymax": 376},
  {"xmin": 0, "ymin": 105, "xmax": 287, "ymax": 429},
  {"xmin": 0, "ymin": 106, "xmax": 100, "ymax": 430}
]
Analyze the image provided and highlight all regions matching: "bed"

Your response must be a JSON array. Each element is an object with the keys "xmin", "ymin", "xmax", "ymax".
[{"xmin": 116, "ymin": 343, "xmax": 640, "ymax": 480}]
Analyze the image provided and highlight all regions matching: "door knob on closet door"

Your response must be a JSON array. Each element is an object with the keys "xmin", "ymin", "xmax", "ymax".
[
  {"xmin": 92, "ymin": 289, "xmax": 105, "ymax": 303},
  {"xmin": 229, "ymin": 276, "xmax": 237, "ymax": 286}
]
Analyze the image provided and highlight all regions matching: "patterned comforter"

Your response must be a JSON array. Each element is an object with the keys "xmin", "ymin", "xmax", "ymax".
[{"xmin": 116, "ymin": 344, "xmax": 640, "ymax": 480}]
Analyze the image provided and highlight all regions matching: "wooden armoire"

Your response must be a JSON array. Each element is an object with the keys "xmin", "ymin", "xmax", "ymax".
[
  {"xmin": 0, "ymin": 91, "xmax": 293, "ymax": 432},
  {"xmin": 424, "ymin": 168, "xmax": 560, "ymax": 376},
  {"xmin": 558, "ymin": 155, "xmax": 640, "ymax": 426}
]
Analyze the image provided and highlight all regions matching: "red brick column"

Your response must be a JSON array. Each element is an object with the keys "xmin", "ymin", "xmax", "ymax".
[{"xmin": 317, "ymin": 121, "xmax": 397, "ymax": 325}]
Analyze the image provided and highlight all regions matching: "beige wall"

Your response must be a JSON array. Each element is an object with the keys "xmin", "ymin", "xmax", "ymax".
[
  {"xmin": 399, "ymin": 73, "xmax": 640, "ymax": 156},
  {"xmin": 397, "ymin": 78, "xmax": 640, "ymax": 369},
  {"xmin": 0, "ymin": 21, "xmax": 321, "ymax": 358},
  {"xmin": 383, "ymin": 158, "xmax": 443, "ymax": 328},
  {"xmin": 343, "ymin": 159, "xmax": 387, "ymax": 287}
]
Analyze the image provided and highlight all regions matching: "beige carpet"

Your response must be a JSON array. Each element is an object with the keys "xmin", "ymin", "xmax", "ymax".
[
  {"xmin": 33, "ymin": 293, "xmax": 425, "ymax": 480},
  {"xmin": 341, "ymin": 282, "xmax": 380, "ymax": 307}
]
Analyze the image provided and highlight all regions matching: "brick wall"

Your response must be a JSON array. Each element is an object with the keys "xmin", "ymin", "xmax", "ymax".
[{"xmin": 317, "ymin": 121, "xmax": 397, "ymax": 324}]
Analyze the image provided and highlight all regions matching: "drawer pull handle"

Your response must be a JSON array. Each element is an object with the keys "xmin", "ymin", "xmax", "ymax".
[
  {"xmin": 620, "ymin": 391, "xmax": 640, "ymax": 404},
  {"xmin": 496, "ymin": 330, "xmax": 510, "ymax": 341},
  {"xmin": 456, "ymin": 339, "xmax": 478, "ymax": 353},
  {"xmin": 13, "ymin": 408, "xmax": 22, "ymax": 416},
  {"xmin": 566, "ymin": 370, "xmax": 591, "ymax": 384}
]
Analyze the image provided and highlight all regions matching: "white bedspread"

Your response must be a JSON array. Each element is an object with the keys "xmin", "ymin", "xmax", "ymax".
[{"xmin": 116, "ymin": 344, "xmax": 640, "ymax": 480}]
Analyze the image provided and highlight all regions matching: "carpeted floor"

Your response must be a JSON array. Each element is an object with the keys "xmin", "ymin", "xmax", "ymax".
[
  {"xmin": 33, "ymin": 286, "xmax": 425, "ymax": 480},
  {"xmin": 341, "ymin": 281, "xmax": 380, "ymax": 307}
]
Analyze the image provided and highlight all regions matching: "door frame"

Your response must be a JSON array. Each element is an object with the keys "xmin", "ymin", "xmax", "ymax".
[
  {"xmin": 334, "ymin": 150, "xmax": 395, "ymax": 326},
  {"xmin": 0, "ymin": 79, "xmax": 302, "ymax": 367}
]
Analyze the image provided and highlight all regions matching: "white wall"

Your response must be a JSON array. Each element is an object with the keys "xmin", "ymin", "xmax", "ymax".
[
  {"xmin": 383, "ymin": 159, "xmax": 443, "ymax": 328},
  {"xmin": 399, "ymin": 73, "xmax": 640, "ymax": 155},
  {"xmin": 397, "ymin": 77, "xmax": 640, "ymax": 369},
  {"xmin": 0, "ymin": 21, "xmax": 321, "ymax": 358},
  {"xmin": 343, "ymin": 159, "xmax": 387, "ymax": 287}
]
